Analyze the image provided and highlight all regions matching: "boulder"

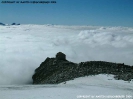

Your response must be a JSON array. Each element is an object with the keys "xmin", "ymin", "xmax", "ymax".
[{"xmin": 56, "ymin": 52, "xmax": 66, "ymax": 60}]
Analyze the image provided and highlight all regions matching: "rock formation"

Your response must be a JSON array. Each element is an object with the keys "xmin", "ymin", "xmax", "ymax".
[
  {"xmin": 32, "ymin": 52, "xmax": 133, "ymax": 84},
  {"xmin": 56, "ymin": 52, "xmax": 66, "ymax": 60}
]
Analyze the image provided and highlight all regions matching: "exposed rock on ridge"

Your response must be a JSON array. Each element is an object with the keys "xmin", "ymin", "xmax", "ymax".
[{"xmin": 32, "ymin": 52, "xmax": 133, "ymax": 84}]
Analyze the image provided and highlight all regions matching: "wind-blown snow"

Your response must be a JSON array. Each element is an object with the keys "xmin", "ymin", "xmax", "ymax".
[{"xmin": 0, "ymin": 25, "xmax": 133, "ymax": 84}]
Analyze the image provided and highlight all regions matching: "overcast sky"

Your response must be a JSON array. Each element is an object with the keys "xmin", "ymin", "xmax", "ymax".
[{"xmin": 0, "ymin": 0, "xmax": 133, "ymax": 27}]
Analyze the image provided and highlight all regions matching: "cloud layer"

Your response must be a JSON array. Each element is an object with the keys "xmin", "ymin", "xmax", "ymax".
[{"xmin": 0, "ymin": 25, "xmax": 133, "ymax": 84}]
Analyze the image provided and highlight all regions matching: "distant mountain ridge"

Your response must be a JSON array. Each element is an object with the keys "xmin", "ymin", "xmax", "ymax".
[
  {"xmin": 0, "ymin": 22, "xmax": 5, "ymax": 26},
  {"xmin": 32, "ymin": 52, "xmax": 133, "ymax": 84},
  {"xmin": 0, "ymin": 22, "xmax": 20, "ymax": 26},
  {"xmin": 11, "ymin": 23, "xmax": 20, "ymax": 25}
]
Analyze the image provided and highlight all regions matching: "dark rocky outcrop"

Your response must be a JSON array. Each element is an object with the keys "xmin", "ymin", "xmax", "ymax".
[
  {"xmin": 56, "ymin": 52, "xmax": 66, "ymax": 60},
  {"xmin": 32, "ymin": 52, "xmax": 133, "ymax": 84}
]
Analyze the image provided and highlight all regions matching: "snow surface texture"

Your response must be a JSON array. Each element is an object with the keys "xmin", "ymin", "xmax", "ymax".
[
  {"xmin": 0, "ymin": 25, "xmax": 133, "ymax": 84},
  {"xmin": 0, "ymin": 74, "xmax": 133, "ymax": 99}
]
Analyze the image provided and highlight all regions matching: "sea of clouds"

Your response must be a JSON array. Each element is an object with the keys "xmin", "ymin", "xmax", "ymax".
[{"xmin": 0, "ymin": 25, "xmax": 133, "ymax": 84}]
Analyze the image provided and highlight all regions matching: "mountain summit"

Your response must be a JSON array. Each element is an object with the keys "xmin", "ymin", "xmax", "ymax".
[{"xmin": 32, "ymin": 52, "xmax": 133, "ymax": 84}]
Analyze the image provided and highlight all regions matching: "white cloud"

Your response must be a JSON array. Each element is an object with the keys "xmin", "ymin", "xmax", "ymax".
[{"xmin": 0, "ymin": 25, "xmax": 133, "ymax": 84}]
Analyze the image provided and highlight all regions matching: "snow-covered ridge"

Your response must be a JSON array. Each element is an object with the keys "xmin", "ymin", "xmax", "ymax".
[
  {"xmin": 0, "ymin": 25, "xmax": 133, "ymax": 85},
  {"xmin": 60, "ymin": 74, "xmax": 133, "ymax": 88},
  {"xmin": 0, "ymin": 74, "xmax": 133, "ymax": 99}
]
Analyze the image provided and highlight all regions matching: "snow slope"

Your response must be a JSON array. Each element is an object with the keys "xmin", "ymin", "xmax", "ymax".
[
  {"xmin": 0, "ymin": 24, "xmax": 133, "ymax": 84},
  {"xmin": 0, "ymin": 74, "xmax": 133, "ymax": 99}
]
